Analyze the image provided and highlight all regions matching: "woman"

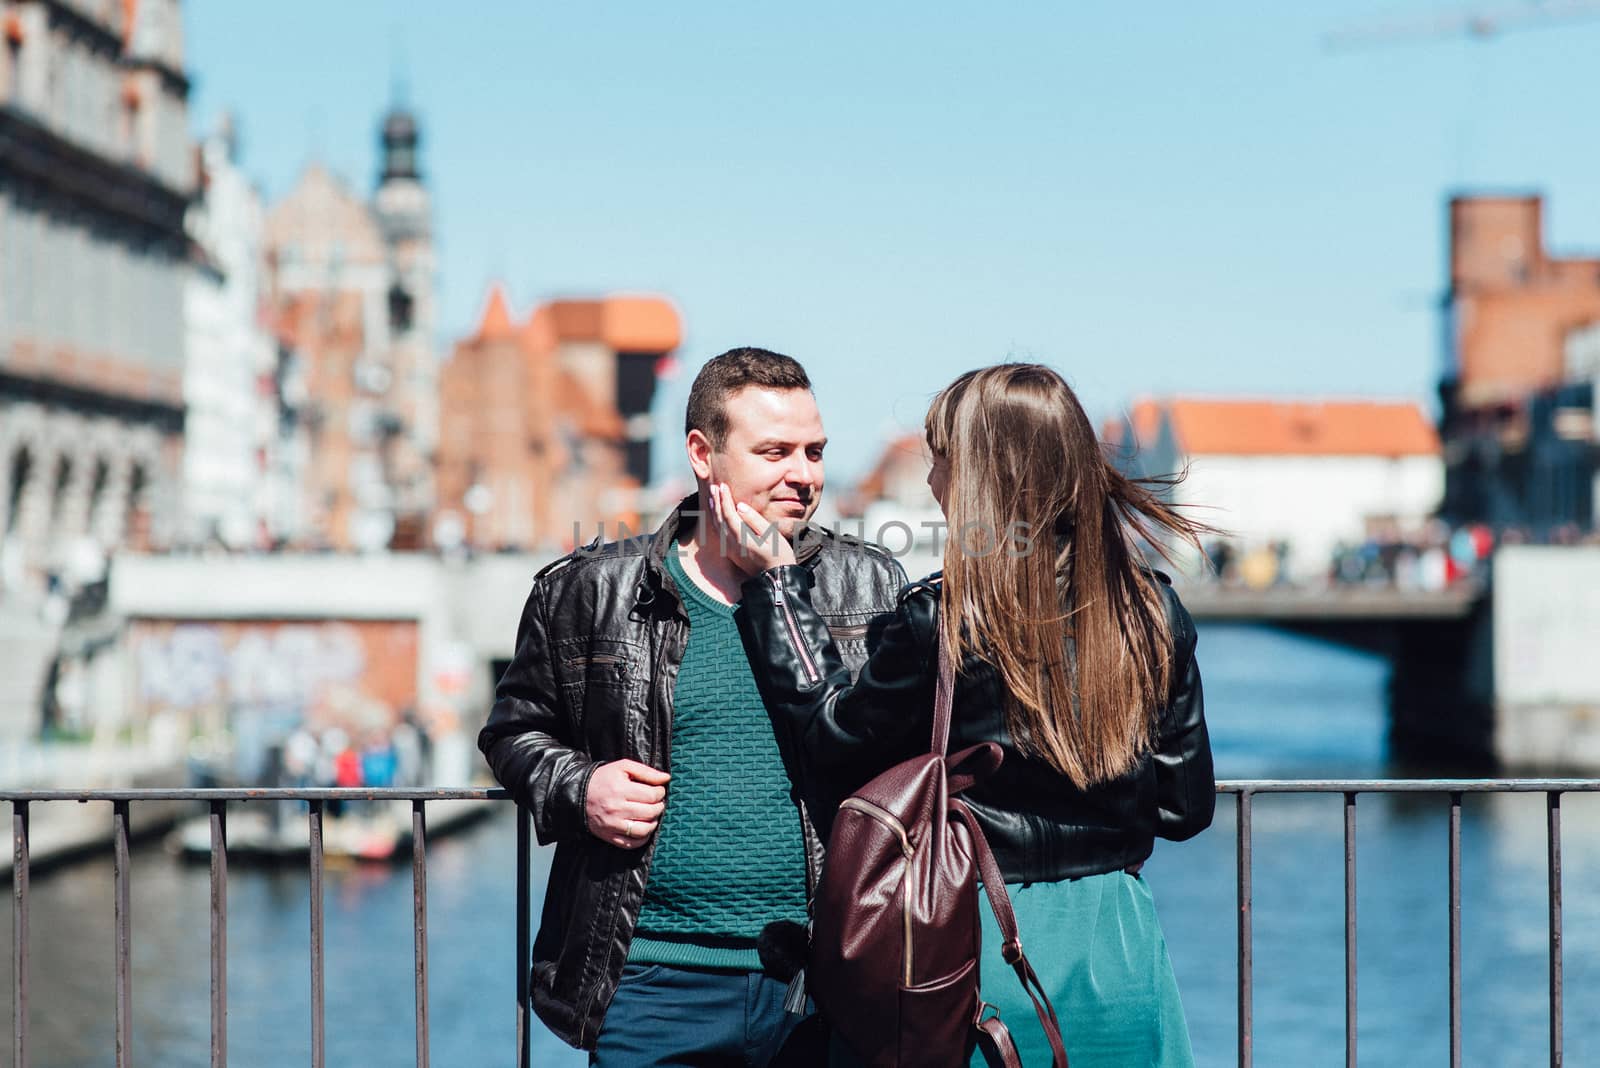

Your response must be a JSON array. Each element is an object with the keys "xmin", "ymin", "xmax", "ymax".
[{"xmin": 710, "ymin": 363, "xmax": 1216, "ymax": 1067}]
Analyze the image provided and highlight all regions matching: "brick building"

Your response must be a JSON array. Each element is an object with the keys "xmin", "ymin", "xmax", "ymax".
[
  {"xmin": 262, "ymin": 99, "xmax": 438, "ymax": 551},
  {"xmin": 435, "ymin": 286, "xmax": 680, "ymax": 550},
  {"xmin": 183, "ymin": 117, "xmax": 278, "ymax": 549},
  {"xmin": 1441, "ymin": 195, "xmax": 1600, "ymax": 530}
]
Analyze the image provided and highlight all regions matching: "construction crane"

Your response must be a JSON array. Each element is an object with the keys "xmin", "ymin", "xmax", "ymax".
[{"xmin": 1324, "ymin": 0, "xmax": 1600, "ymax": 51}]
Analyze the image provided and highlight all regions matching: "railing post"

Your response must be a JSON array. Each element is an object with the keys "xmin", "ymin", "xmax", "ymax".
[
  {"xmin": 114, "ymin": 799, "xmax": 132, "ymax": 1068},
  {"xmin": 1449, "ymin": 792, "xmax": 1462, "ymax": 1068},
  {"xmin": 412, "ymin": 800, "xmax": 430, "ymax": 1068},
  {"xmin": 13, "ymin": 799, "xmax": 29, "ymax": 1068},
  {"xmin": 1548, "ymin": 791, "xmax": 1563, "ymax": 1067},
  {"xmin": 517, "ymin": 805, "xmax": 531, "ymax": 1068},
  {"xmin": 1344, "ymin": 791, "xmax": 1357, "ymax": 1068},
  {"xmin": 1237, "ymin": 790, "xmax": 1253, "ymax": 1068},
  {"xmin": 309, "ymin": 799, "xmax": 325, "ymax": 1068},
  {"xmin": 210, "ymin": 801, "xmax": 228, "ymax": 1068}
]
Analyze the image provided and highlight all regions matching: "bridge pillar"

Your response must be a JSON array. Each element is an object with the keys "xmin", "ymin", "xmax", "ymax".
[
  {"xmin": 1387, "ymin": 600, "xmax": 1496, "ymax": 770},
  {"xmin": 1489, "ymin": 547, "xmax": 1600, "ymax": 771}
]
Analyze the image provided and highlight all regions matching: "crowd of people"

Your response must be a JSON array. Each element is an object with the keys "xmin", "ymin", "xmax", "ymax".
[{"xmin": 1198, "ymin": 519, "xmax": 1600, "ymax": 592}]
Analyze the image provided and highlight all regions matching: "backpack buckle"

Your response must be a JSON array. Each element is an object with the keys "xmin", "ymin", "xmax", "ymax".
[{"xmin": 1001, "ymin": 938, "xmax": 1024, "ymax": 965}]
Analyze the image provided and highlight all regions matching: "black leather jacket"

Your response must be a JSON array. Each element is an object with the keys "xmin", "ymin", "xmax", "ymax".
[
  {"xmin": 478, "ymin": 497, "xmax": 906, "ymax": 1050},
  {"xmin": 736, "ymin": 566, "xmax": 1215, "ymax": 884}
]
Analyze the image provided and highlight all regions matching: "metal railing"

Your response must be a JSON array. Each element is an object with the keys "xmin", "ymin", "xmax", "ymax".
[
  {"xmin": 5, "ymin": 787, "xmax": 525, "ymax": 1068},
  {"xmin": 5, "ymin": 779, "xmax": 1597, "ymax": 1067},
  {"xmin": 1224, "ymin": 779, "xmax": 1600, "ymax": 1068}
]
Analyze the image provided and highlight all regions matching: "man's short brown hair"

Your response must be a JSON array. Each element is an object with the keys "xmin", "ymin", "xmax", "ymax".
[{"xmin": 684, "ymin": 347, "xmax": 812, "ymax": 449}]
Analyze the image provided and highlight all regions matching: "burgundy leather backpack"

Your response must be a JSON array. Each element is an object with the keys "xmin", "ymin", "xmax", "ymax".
[{"xmin": 809, "ymin": 625, "xmax": 1069, "ymax": 1067}]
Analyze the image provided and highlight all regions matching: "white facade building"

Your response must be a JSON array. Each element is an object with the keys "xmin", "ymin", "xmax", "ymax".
[
  {"xmin": 0, "ymin": 0, "xmax": 193, "ymax": 594},
  {"xmin": 183, "ymin": 120, "xmax": 275, "ymax": 547},
  {"xmin": 1106, "ymin": 398, "xmax": 1444, "ymax": 582}
]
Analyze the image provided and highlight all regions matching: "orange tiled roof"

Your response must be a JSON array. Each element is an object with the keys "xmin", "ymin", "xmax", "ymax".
[
  {"xmin": 1127, "ymin": 398, "xmax": 1438, "ymax": 458},
  {"xmin": 526, "ymin": 297, "xmax": 681, "ymax": 354},
  {"xmin": 1108, "ymin": 400, "xmax": 1165, "ymax": 450},
  {"xmin": 600, "ymin": 297, "xmax": 682, "ymax": 352},
  {"xmin": 854, "ymin": 432, "xmax": 927, "ymax": 502}
]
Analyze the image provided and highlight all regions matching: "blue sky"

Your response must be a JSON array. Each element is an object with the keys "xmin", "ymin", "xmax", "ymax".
[{"xmin": 185, "ymin": 2, "xmax": 1600, "ymax": 482}]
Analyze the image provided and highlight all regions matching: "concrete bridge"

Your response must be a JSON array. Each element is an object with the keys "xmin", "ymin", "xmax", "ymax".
[
  {"xmin": 1176, "ymin": 582, "xmax": 1484, "ymax": 629},
  {"xmin": 1176, "ymin": 580, "xmax": 1497, "ymax": 768}
]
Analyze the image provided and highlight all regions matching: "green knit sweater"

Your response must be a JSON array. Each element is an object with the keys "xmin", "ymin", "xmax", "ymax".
[{"xmin": 627, "ymin": 549, "xmax": 810, "ymax": 971}]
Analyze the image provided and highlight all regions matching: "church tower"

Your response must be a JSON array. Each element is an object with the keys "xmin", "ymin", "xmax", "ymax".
[{"xmin": 373, "ymin": 92, "xmax": 438, "ymax": 524}]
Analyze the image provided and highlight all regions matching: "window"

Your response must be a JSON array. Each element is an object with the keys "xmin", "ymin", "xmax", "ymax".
[
  {"xmin": 5, "ymin": 447, "xmax": 32, "ymax": 534},
  {"xmin": 3, "ymin": 32, "xmax": 20, "ymax": 102},
  {"xmin": 388, "ymin": 284, "xmax": 414, "ymax": 332},
  {"xmin": 49, "ymin": 454, "xmax": 72, "ymax": 529}
]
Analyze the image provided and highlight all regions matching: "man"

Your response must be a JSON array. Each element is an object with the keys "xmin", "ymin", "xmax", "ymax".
[{"xmin": 479, "ymin": 347, "xmax": 906, "ymax": 1064}]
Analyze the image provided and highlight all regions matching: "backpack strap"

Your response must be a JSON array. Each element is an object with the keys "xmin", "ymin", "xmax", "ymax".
[
  {"xmin": 951, "ymin": 799, "xmax": 1069, "ymax": 1068},
  {"xmin": 934, "ymin": 619, "xmax": 1004, "ymax": 795},
  {"xmin": 974, "ymin": 1011, "xmax": 1023, "ymax": 1067},
  {"xmin": 934, "ymin": 620, "xmax": 1068, "ymax": 1066},
  {"xmin": 931, "ymin": 614, "xmax": 956, "ymax": 755},
  {"xmin": 945, "ymin": 743, "xmax": 1003, "ymax": 796}
]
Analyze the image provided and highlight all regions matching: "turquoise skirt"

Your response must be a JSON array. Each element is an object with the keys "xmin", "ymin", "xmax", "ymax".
[{"xmin": 830, "ymin": 872, "xmax": 1195, "ymax": 1067}]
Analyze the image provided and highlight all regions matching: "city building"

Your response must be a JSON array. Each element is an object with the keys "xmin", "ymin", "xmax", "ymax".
[
  {"xmin": 183, "ymin": 116, "xmax": 276, "ymax": 548},
  {"xmin": 262, "ymin": 97, "xmax": 437, "ymax": 551},
  {"xmin": 840, "ymin": 432, "xmax": 942, "ymax": 577},
  {"xmin": 1106, "ymin": 398, "xmax": 1443, "ymax": 582},
  {"xmin": 1439, "ymin": 195, "xmax": 1600, "ymax": 532},
  {"xmin": 0, "ymin": 0, "xmax": 193, "ymax": 596},
  {"xmin": 435, "ymin": 285, "xmax": 680, "ymax": 550}
]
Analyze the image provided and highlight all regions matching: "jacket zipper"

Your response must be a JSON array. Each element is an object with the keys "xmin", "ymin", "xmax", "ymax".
[
  {"xmin": 768, "ymin": 570, "xmax": 821, "ymax": 684},
  {"xmin": 838, "ymin": 797, "xmax": 916, "ymax": 986}
]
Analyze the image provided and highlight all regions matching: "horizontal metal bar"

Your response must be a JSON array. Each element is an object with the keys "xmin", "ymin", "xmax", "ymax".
[
  {"xmin": 7, "ymin": 780, "xmax": 1600, "ymax": 803},
  {"xmin": 0, "ymin": 787, "xmax": 508, "ymax": 802},
  {"xmin": 1216, "ymin": 780, "xmax": 1600, "ymax": 794}
]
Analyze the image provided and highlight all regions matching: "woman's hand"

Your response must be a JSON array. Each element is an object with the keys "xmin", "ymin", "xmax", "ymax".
[{"xmin": 708, "ymin": 482, "xmax": 797, "ymax": 576}]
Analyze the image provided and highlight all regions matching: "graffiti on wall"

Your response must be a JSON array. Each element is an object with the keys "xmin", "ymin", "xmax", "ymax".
[{"xmin": 129, "ymin": 618, "xmax": 419, "ymax": 732}]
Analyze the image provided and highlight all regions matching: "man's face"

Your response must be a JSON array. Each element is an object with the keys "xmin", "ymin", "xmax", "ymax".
[{"xmin": 690, "ymin": 386, "xmax": 826, "ymax": 538}]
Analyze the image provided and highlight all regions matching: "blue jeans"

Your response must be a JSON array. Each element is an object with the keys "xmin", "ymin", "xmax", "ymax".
[{"xmin": 591, "ymin": 963, "xmax": 808, "ymax": 1068}]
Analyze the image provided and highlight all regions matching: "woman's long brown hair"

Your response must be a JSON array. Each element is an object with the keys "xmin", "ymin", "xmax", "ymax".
[{"xmin": 925, "ymin": 364, "xmax": 1214, "ymax": 788}]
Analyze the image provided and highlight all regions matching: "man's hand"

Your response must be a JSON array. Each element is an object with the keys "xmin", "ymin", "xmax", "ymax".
[
  {"xmin": 708, "ymin": 482, "xmax": 797, "ymax": 577},
  {"xmin": 586, "ymin": 759, "xmax": 670, "ymax": 849}
]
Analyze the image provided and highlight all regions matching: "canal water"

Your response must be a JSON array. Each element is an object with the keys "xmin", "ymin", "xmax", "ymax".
[{"xmin": 5, "ymin": 623, "xmax": 1600, "ymax": 1066}]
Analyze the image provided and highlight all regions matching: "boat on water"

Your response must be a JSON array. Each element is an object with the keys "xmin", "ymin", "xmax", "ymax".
[{"xmin": 167, "ymin": 796, "xmax": 497, "ymax": 863}]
